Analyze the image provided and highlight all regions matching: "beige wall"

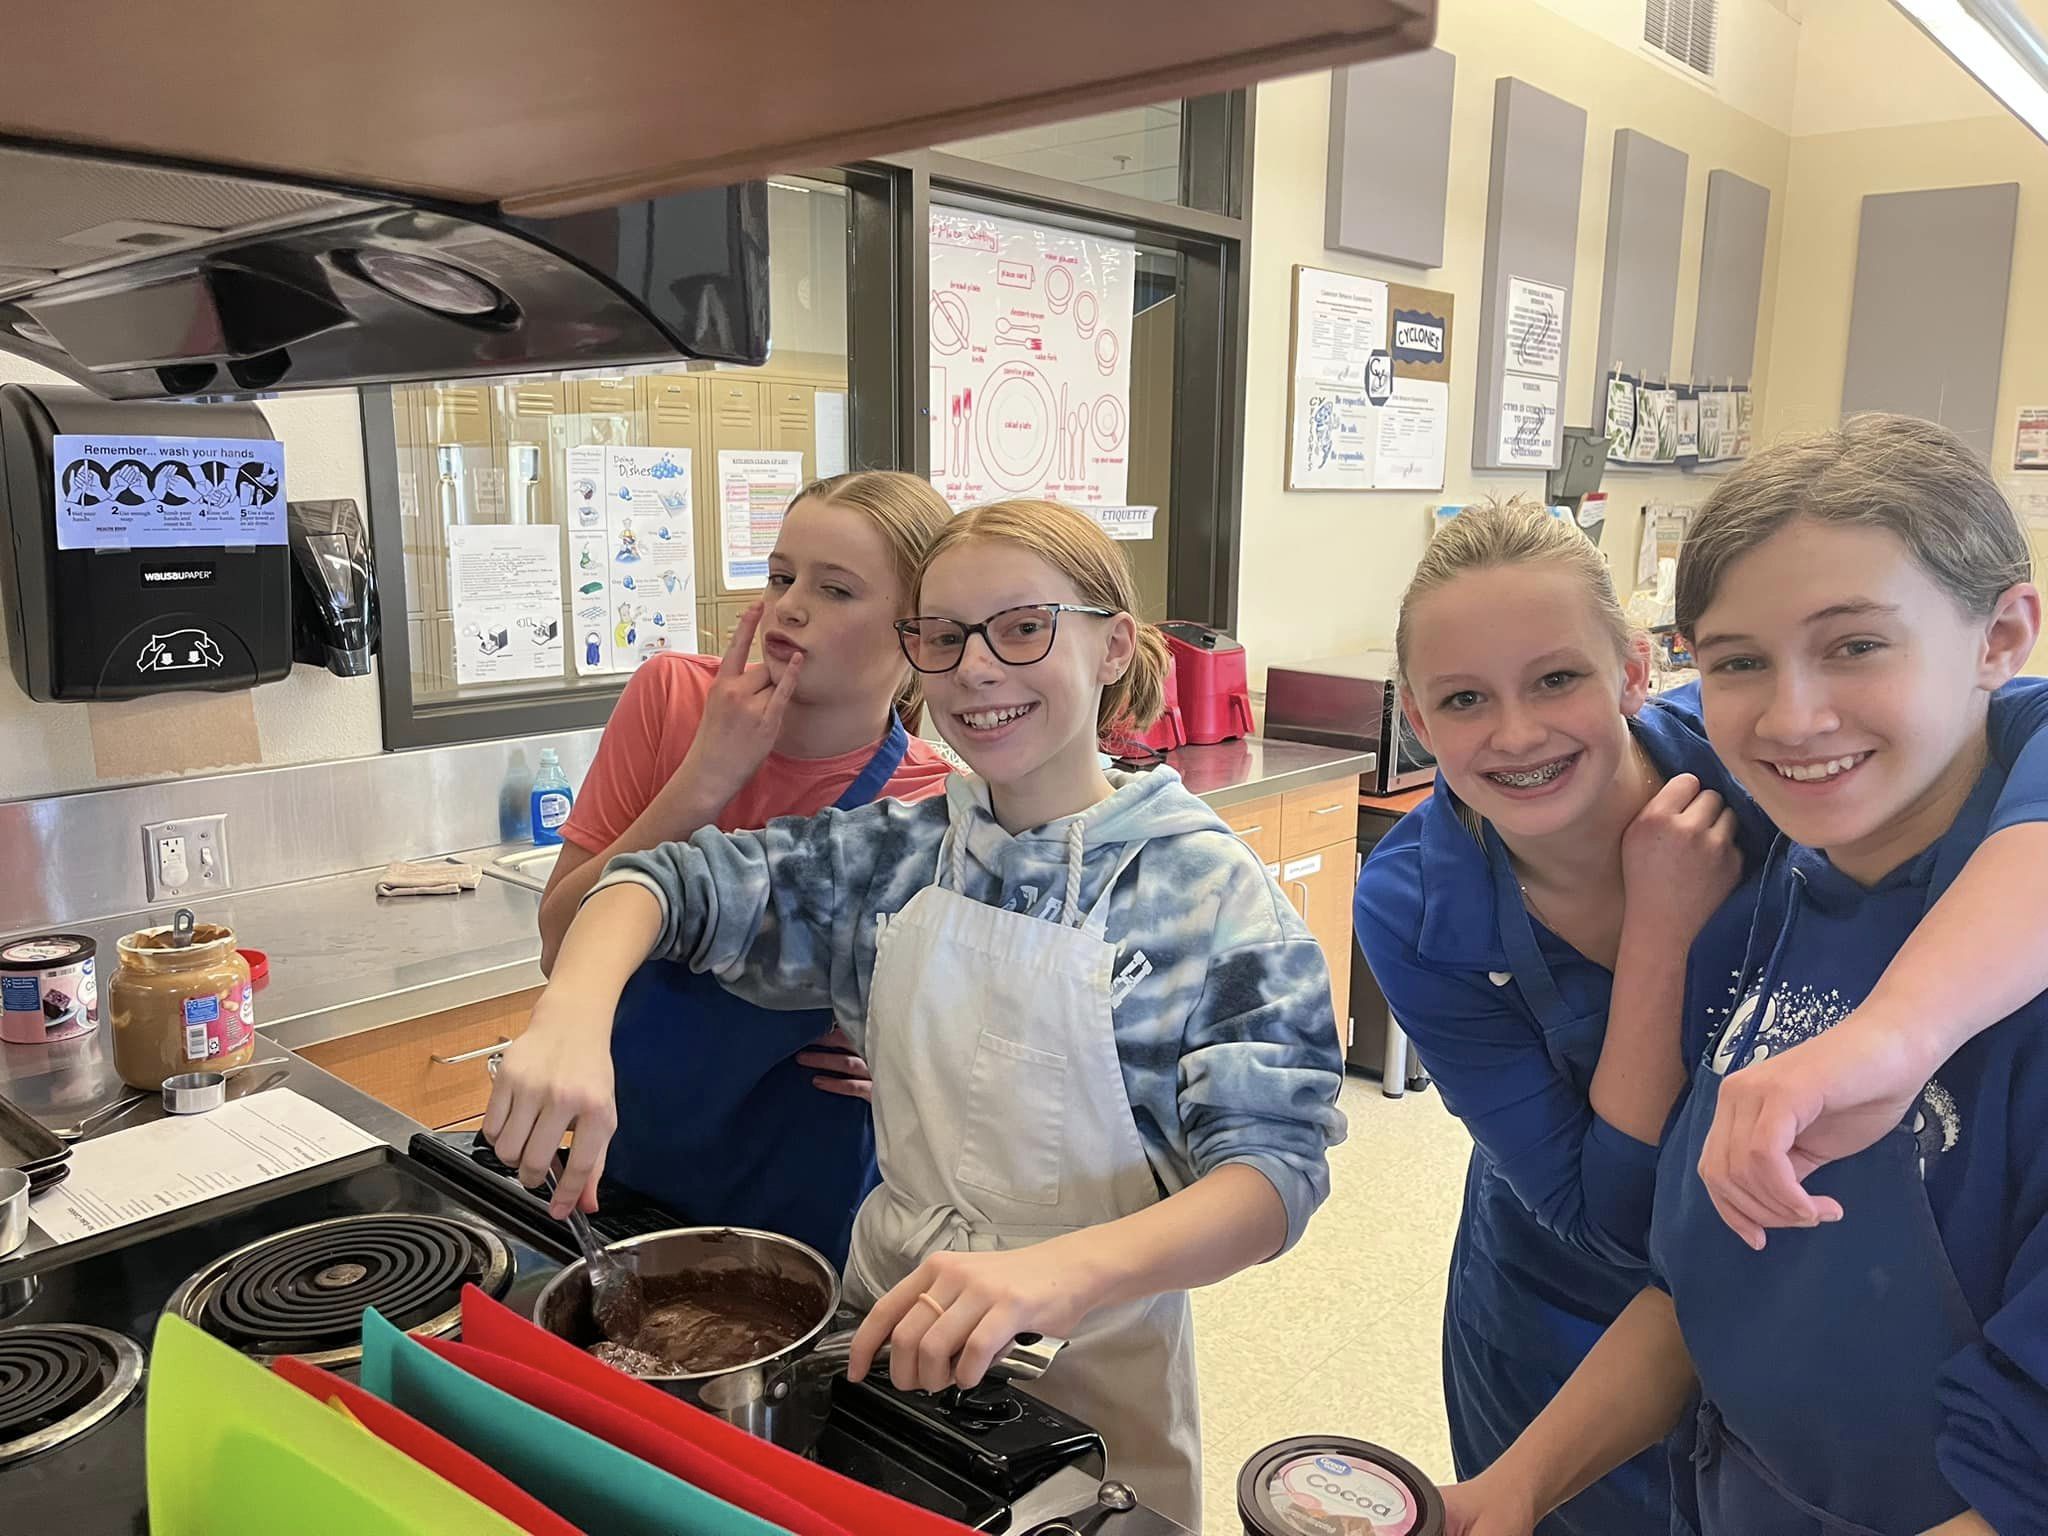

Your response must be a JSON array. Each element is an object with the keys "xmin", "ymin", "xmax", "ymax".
[
  {"xmin": 1759, "ymin": 108, "xmax": 2048, "ymax": 668},
  {"xmin": 1236, "ymin": 5, "xmax": 1792, "ymax": 684},
  {"xmin": 0, "ymin": 353, "xmax": 384, "ymax": 802}
]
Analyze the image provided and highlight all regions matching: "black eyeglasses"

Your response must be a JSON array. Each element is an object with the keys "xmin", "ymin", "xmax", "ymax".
[{"xmin": 894, "ymin": 603, "xmax": 1117, "ymax": 674}]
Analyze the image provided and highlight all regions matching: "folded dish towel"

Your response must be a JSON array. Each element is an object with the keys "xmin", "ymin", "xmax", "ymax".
[{"xmin": 377, "ymin": 859, "xmax": 483, "ymax": 898}]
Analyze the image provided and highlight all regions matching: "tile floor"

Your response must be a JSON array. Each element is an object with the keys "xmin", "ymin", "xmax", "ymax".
[{"xmin": 1189, "ymin": 1070, "xmax": 1473, "ymax": 1532}]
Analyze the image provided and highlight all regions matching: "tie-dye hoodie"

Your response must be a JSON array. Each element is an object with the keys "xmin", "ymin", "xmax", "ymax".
[{"xmin": 595, "ymin": 766, "xmax": 1348, "ymax": 1251}]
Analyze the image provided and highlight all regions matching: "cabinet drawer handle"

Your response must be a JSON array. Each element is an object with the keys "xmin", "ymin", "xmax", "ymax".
[
  {"xmin": 432, "ymin": 1037, "xmax": 511, "ymax": 1066},
  {"xmin": 1310, "ymin": 804, "xmax": 1345, "ymax": 816},
  {"xmin": 1289, "ymin": 880, "xmax": 1312, "ymax": 922},
  {"xmin": 1234, "ymin": 823, "xmax": 1265, "ymax": 836}
]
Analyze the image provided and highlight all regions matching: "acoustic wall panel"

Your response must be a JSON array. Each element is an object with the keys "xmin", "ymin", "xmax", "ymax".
[
  {"xmin": 1592, "ymin": 129, "xmax": 1688, "ymax": 390},
  {"xmin": 1841, "ymin": 182, "xmax": 2018, "ymax": 463},
  {"xmin": 1471, "ymin": 77, "xmax": 1587, "ymax": 471},
  {"xmin": 1325, "ymin": 47, "xmax": 1457, "ymax": 269},
  {"xmin": 1691, "ymin": 169, "xmax": 1770, "ymax": 386}
]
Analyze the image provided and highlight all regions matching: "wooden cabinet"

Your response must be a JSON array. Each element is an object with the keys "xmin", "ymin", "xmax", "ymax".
[
  {"xmin": 299, "ymin": 987, "xmax": 541, "ymax": 1131},
  {"xmin": 1222, "ymin": 775, "xmax": 1360, "ymax": 1054}
]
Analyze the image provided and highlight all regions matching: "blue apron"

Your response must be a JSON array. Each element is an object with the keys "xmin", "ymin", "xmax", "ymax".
[
  {"xmin": 1652, "ymin": 853, "xmax": 1979, "ymax": 1535},
  {"xmin": 603, "ymin": 719, "xmax": 911, "ymax": 1269},
  {"xmin": 1441, "ymin": 832, "xmax": 1671, "ymax": 1536}
]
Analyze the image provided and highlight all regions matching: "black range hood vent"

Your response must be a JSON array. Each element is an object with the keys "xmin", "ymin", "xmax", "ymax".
[{"xmin": 0, "ymin": 143, "xmax": 770, "ymax": 401}]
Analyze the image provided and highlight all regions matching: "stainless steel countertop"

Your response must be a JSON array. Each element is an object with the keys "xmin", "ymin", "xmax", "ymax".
[
  {"xmin": 2, "ymin": 738, "xmax": 1370, "ymax": 1059},
  {"xmin": 25, "ymin": 873, "xmax": 550, "ymax": 1054},
  {"xmin": 1162, "ymin": 738, "xmax": 1375, "ymax": 810},
  {"xmin": 0, "ymin": 1029, "xmax": 429, "ymax": 1269}
]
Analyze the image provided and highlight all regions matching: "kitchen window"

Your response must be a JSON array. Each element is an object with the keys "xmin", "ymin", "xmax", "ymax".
[{"xmin": 368, "ymin": 99, "xmax": 1252, "ymax": 749}]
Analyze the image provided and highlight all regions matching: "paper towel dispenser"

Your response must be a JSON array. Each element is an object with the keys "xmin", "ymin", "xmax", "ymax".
[{"xmin": 0, "ymin": 384, "xmax": 292, "ymax": 701}]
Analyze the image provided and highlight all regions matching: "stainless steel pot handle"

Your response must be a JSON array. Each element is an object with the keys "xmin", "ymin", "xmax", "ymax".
[{"xmin": 786, "ymin": 1327, "xmax": 1067, "ymax": 1388}]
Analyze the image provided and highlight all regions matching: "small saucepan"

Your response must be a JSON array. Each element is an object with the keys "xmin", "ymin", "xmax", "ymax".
[{"xmin": 531, "ymin": 1226, "xmax": 1067, "ymax": 1453}]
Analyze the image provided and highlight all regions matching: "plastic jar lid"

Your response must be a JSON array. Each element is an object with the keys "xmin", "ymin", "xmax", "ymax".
[
  {"xmin": 1238, "ymin": 1436, "xmax": 1445, "ymax": 1536},
  {"xmin": 0, "ymin": 934, "xmax": 94, "ymax": 969},
  {"xmin": 238, "ymin": 949, "xmax": 269, "ymax": 985}
]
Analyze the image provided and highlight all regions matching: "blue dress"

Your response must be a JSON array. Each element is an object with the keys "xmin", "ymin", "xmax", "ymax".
[
  {"xmin": 1352, "ymin": 681, "xmax": 2048, "ymax": 1535},
  {"xmin": 602, "ymin": 719, "xmax": 910, "ymax": 1269}
]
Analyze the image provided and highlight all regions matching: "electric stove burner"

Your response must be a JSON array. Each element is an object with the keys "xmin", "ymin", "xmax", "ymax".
[
  {"xmin": 0, "ymin": 1325, "xmax": 145, "ymax": 1466},
  {"xmin": 164, "ymin": 1213, "xmax": 510, "ymax": 1366}
]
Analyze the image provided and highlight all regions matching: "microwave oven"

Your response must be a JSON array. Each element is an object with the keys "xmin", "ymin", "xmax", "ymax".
[{"xmin": 1262, "ymin": 650, "xmax": 1438, "ymax": 795}]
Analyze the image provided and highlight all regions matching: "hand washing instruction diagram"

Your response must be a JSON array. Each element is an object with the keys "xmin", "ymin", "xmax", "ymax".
[
  {"xmin": 448, "ymin": 524, "xmax": 564, "ymax": 686},
  {"xmin": 53, "ymin": 433, "xmax": 286, "ymax": 551},
  {"xmin": 566, "ymin": 444, "xmax": 698, "ymax": 676},
  {"xmin": 928, "ymin": 207, "xmax": 1135, "ymax": 509}
]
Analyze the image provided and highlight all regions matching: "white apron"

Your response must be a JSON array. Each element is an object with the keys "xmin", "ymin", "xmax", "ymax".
[{"xmin": 844, "ymin": 818, "xmax": 1204, "ymax": 1530}]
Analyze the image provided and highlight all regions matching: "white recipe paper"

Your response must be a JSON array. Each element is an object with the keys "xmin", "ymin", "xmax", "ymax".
[
  {"xmin": 29, "ymin": 1090, "xmax": 385, "ymax": 1246},
  {"xmin": 448, "ymin": 524, "xmax": 564, "ymax": 685},
  {"xmin": 719, "ymin": 450, "xmax": 805, "ymax": 590}
]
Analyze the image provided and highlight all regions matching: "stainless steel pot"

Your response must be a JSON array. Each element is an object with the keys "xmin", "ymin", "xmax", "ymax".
[
  {"xmin": 531, "ymin": 1226, "xmax": 843, "ymax": 1450},
  {"xmin": 531, "ymin": 1225, "xmax": 1070, "ymax": 1452}
]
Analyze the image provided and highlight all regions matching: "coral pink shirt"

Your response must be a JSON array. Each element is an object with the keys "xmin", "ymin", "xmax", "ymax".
[{"xmin": 561, "ymin": 652, "xmax": 951, "ymax": 850}]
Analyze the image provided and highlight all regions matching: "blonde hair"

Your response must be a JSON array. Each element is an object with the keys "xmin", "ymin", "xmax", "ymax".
[
  {"xmin": 790, "ymin": 471, "xmax": 953, "ymax": 729},
  {"xmin": 916, "ymin": 498, "xmax": 1170, "ymax": 733},
  {"xmin": 1394, "ymin": 497, "xmax": 1632, "ymax": 691},
  {"xmin": 1676, "ymin": 414, "xmax": 2032, "ymax": 635}
]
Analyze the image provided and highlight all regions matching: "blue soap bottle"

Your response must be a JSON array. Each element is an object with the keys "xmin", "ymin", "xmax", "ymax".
[{"xmin": 530, "ymin": 748, "xmax": 574, "ymax": 846}]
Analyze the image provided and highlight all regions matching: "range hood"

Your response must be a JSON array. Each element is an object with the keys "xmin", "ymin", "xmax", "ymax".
[
  {"xmin": 0, "ymin": 0, "xmax": 1435, "ymax": 401},
  {"xmin": 0, "ymin": 144, "xmax": 771, "ymax": 399}
]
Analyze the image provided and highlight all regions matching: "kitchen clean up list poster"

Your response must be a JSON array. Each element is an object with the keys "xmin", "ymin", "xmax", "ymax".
[
  {"xmin": 927, "ymin": 207, "xmax": 1136, "ymax": 510},
  {"xmin": 718, "ymin": 450, "xmax": 805, "ymax": 591},
  {"xmin": 448, "ymin": 524, "xmax": 564, "ymax": 685},
  {"xmin": 567, "ymin": 444, "xmax": 698, "ymax": 676}
]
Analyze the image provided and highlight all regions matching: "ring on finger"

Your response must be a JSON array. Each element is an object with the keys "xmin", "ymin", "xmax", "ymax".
[{"xmin": 917, "ymin": 1290, "xmax": 947, "ymax": 1320}]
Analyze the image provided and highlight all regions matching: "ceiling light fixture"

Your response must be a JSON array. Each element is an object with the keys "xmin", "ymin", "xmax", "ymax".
[{"xmin": 1891, "ymin": 0, "xmax": 2048, "ymax": 145}]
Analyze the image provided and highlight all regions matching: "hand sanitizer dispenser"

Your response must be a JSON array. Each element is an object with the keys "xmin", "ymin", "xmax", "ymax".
[{"xmin": 0, "ymin": 385, "xmax": 291, "ymax": 701}]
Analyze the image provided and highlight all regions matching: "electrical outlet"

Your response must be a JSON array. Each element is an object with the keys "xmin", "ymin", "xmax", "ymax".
[{"xmin": 143, "ymin": 815, "xmax": 231, "ymax": 901}]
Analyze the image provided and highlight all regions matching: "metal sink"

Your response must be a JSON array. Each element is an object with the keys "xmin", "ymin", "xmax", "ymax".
[{"xmin": 482, "ymin": 846, "xmax": 561, "ymax": 893}]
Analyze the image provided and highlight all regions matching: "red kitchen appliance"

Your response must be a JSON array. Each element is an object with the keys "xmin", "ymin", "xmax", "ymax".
[
  {"xmin": 1124, "ymin": 645, "xmax": 1188, "ymax": 755},
  {"xmin": 1160, "ymin": 621, "xmax": 1255, "ymax": 744}
]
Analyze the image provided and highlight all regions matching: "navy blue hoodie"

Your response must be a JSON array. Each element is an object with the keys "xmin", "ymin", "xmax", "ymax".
[{"xmin": 1660, "ymin": 757, "xmax": 2048, "ymax": 1532}]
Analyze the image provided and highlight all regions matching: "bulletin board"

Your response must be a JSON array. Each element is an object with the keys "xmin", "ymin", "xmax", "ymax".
[{"xmin": 1285, "ymin": 265, "xmax": 1455, "ymax": 492}]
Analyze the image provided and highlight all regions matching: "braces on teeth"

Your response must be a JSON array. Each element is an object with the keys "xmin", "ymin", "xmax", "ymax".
[{"xmin": 1491, "ymin": 760, "xmax": 1568, "ymax": 788}]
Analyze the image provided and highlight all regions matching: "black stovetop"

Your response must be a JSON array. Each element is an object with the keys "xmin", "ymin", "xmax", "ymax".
[
  {"xmin": 0, "ymin": 1143, "xmax": 569, "ymax": 1535},
  {"xmin": 0, "ymin": 1133, "xmax": 1115, "ymax": 1534}
]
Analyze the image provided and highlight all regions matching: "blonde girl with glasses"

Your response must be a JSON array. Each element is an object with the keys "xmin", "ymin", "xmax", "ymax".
[{"xmin": 487, "ymin": 498, "xmax": 1347, "ymax": 1528}]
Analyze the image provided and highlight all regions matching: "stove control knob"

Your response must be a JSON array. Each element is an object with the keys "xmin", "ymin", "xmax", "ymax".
[{"xmin": 954, "ymin": 1385, "xmax": 1024, "ymax": 1429}]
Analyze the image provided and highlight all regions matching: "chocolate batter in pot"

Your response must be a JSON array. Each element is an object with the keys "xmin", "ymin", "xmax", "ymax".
[{"xmin": 586, "ymin": 1268, "xmax": 822, "ymax": 1375}]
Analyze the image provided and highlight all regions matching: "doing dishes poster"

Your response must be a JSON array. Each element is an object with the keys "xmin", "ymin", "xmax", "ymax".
[{"xmin": 566, "ymin": 445, "xmax": 699, "ymax": 676}]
